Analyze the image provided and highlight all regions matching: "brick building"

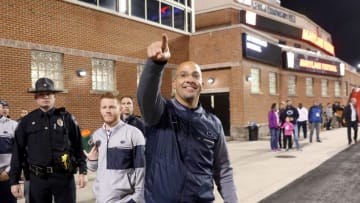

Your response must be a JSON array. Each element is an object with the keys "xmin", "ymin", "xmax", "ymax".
[{"xmin": 0, "ymin": 0, "xmax": 359, "ymax": 140}]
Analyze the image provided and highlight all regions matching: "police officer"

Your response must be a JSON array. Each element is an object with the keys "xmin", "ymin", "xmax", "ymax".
[
  {"xmin": 9, "ymin": 78, "xmax": 87, "ymax": 203},
  {"xmin": 0, "ymin": 101, "xmax": 18, "ymax": 203}
]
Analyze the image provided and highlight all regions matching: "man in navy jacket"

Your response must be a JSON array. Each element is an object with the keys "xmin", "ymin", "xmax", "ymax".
[{"xmin": 137, "ymin": 34, "xmax": 238, "ymax": 203}]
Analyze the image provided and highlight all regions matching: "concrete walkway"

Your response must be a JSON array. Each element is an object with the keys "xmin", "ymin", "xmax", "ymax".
[
  {"xmin": 216, "ymin": 127, "xmax": 349, "ymax": 203},
  {"xmin": 18, "ymin": 127, "xmax": 349, "ymax": 203}
]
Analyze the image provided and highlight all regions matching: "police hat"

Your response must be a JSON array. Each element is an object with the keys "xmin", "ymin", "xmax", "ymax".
[
  {"xmin": 0, "ymin": 100, "xmax": 8, "ymax": 107},
  {"xmin": 0, "ymin": 100, "xmax": 9, "ymax": 107},
  {"xmin": 28, "ymin": 77, "xmax": 63, "ymax": 93}
]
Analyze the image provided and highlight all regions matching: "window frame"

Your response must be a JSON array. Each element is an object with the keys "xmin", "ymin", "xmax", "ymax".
[
  {"xmin": 30, "ymin": 50, "xmax": 65, "ymax": 91},
  {"xmin": 91, "ymin": 58, "xmax": 116, "ymax": 92}
]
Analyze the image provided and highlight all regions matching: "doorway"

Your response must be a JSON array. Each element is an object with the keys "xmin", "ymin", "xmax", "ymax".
[{"xmin": 199, "ymin": 92, "xmax": 230, "ymax": 136}]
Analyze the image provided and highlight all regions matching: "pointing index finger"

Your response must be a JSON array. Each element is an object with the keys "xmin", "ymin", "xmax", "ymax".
[{"xmin": 161, "ymin": 33, "xmax": 168, "ymax": 52}]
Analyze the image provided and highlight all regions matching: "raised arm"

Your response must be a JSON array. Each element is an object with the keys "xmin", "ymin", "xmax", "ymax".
[{"xmin": 137, "ymin": 34, "xmax": 171, "ymax": 126}]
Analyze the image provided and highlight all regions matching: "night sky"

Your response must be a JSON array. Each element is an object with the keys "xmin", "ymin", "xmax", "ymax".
[{"xmin": 281, "ymin": 0, "xmax": 360, "ymax": 67}]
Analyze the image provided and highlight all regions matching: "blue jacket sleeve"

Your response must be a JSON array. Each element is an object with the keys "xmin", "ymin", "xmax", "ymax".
[
  {"xmin": 213, "ymin": 122, "xmax": 239, "ymax": 203},
  {"xmin": 137, "ymin": 59, "xmax": 167, "ymax": 126}
]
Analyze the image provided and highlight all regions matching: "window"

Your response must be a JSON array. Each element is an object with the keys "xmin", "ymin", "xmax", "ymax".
[
  {"xmin": 269, "ymin": 72, "xmax": 277, "ymax": 95},
  {"xmin": 119, "ymin": 0, "xmax": 128, "ymax": 14},
  {"xmin": 148, "ymin": 1, "xmax": 160, "ymax": 23},
  {"xmin": 92, "ymin": 58, "xmax": 115, "ymax": 91},
  {"xmin": 76, "ymin": 0, "xmax": 194, "ymax": 33},
  {"xmin": 305, "ymin": 77, "xmax": 313, "ymax": 96},
  {"xmin": 321, "ymin": 79, "xmax": 328, "ymax": 97},
  {"xmin": 131, "ymin": 0, "xmax": 145, "ymax": 18},
  {"xmin": 345, "ymin": 81, "xmax": 349, "ymax": 96},
  {"xmin": 250, "ymin": 68, "xmax": 260, "ymax": 93},
  {"xmin": 79, "ymin": 0, "xmax": 96, "ymax": 5},
  {"xmin": 100, "ymin": 0, "xmax": 117, "ymax": 11},
  {"xmin": 31, "ymin": 50, "xmax": 64, "ymax": 90},
  {"xmin": 136, "ymin": 64, "xmax": 144, "ymax": 87},
  {"xmin": 334, "ymin": 81, "xmax": 341, "ymax": 97},
  {"xmin": 161, "ymin": 3, "xmax": 173, "ymax": 27},
  {"xmin": 174, "ymin": 7, "xmax": 185, "ymax": 30},
  {"xmin": 287, "ymin": 75, "xmax": 296, "ymax": 96}
]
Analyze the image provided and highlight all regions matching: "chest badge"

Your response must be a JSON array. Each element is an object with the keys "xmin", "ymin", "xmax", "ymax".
[
  {"xmin": 57, "ymin": 118, "xmax": 64, "ymax": 127},
  {"xmin": 32, "ymin": 121, "xmax": 36, "ymax": 125}
]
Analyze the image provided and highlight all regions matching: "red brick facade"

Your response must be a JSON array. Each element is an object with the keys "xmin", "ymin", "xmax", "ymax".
[{"xmin": 1, "ymin": 1, "xmax": 359, "ymax": 139}]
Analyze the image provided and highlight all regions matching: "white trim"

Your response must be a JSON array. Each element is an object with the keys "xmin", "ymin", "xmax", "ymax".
[
  {"xmin": 201, "ymin": 88, "xmax": 230, "ymax": 94},
  {"xmin": 63, "ymin": 0, "xmax": 191, "ymax": 35}
]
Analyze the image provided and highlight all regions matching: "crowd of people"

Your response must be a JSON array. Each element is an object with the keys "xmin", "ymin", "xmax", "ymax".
[
  {"xmin": 0, "ymin": 33, "xmax": 239, "ymax": 203},
  {"xmin": 268, "ymin": 98, "xmax": 356, "ymax": 152}
]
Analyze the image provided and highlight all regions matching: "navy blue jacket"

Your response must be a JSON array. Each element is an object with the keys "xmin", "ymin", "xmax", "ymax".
[{"xmin": 137, "ymin": 59, "xmax": 238, "ymax": 203}]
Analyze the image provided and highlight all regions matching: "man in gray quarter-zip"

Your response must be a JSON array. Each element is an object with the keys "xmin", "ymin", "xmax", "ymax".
[{"xmin": 84, "ymin": 92, "xmax": 145, "ymax": 203}]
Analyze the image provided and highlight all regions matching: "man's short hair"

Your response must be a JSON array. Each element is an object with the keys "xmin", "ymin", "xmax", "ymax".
[
  {"xmin": 100, "ymin": 92, "xmax": 119, "ymax": 102},
  {"xmin": 120, "ymin": 95, "xmax": 134, "ymax": 102}
]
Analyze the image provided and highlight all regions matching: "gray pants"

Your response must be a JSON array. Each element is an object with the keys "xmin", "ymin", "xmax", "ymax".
[{"xmin": 309, "ymin": 122, "xmax": 320, "ymax": 142}]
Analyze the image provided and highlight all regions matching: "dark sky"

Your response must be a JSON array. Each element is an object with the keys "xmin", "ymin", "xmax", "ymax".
[{"xmin": 281, "ymin": 0, "xmax": 360, "ymax": 67}]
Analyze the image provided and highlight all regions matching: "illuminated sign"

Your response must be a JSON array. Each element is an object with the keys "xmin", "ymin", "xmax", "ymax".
[
  {"xmin": 302, "ymin": 29, "xmax": 335, "ymax": 55},
  {"xmin": 252, "ymin": 1, "xmax": 296, "ymax": 23},
  {"xmin": 235, "ymin": 0, "xmax": 252, "ymax": 6},
  {"xmin": 245, "ymin": 11, "xmax": 257, "ymax": 26},
  {"xmin": 285, "ymin": 52, "xmax": 344, "ymax": 76},
  {"xmin": 242, "ymin": 33, "xmax": 282, "ymax": 66}
]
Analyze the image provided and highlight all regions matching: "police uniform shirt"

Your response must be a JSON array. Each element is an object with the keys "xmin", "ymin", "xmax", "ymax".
[{"xmin": 10, "ymin": 108, "xmax": 86, "ymax": 185}]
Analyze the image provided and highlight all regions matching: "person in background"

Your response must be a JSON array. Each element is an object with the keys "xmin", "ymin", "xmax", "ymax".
[
  {"xmin": 333, "ymin": 101, "xmax": 343, "ymax": 128},
  {"xmin": 0, "ymin": 101, "xmax": 18, "ymax": 203},
  {"xmin": 297, "ymin": 102, "xmax": 308, "ymax": 139},
  {"xmin": 268, "ymin": 103, "xmax": 280, "ymax": 151},
  {"xmin": 119, "ymin": 96, "xmax": 145, "ymax": 134},
  {"xmin": 84, "ymin": 92, "xmax": 145, "ymax": 203},
  {"xmin": 9, "ymin": 77, "xmax": 87, "ymax": 203},
  {"xmin": 281, "ymin": 117, "xmax": 294, "ymax": 151},
  {"xmin": 1, "ymin": 101, "xmax": 11, "ymax": 118},
  {"xmin": 325, "ymin": 103, "xmax": 333, "ymax": 130},
  {"xmin": 137, "ymin": 33, "xmax": 238, "ymax": 203},
  {"xmin": 281, "ymin": 98, "xmax": 299, "ymax": 150},
  {"xmin": 278, "ymin": 101, "xmax": 286, "ymax": 149},
  {"xmin": 343, "ymin": 98, "xmax": 358, "ymax": 145},
  {"xmin": 308, "ymin": 100, "xmax": 323, "ymax": 143}
]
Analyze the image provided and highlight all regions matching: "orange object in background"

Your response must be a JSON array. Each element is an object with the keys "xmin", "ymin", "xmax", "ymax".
[
  {"xmin": 81, "ymin": 129, "xmax": 93, "ymax": 153},
  {"xmin": 81, "ymin": 129, "xmax": 92, "ymax": 137}
]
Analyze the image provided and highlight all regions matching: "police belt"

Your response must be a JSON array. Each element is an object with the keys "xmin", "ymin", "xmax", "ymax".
[{"xmin": 29, "ymin": 164, "xmax": 66, "ymax": 176}]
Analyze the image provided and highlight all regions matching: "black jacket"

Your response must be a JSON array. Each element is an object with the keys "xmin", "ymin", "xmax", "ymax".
[
  {"xmin": 281, "ymin": 105, "xmax": 299, "ymax": 124},
  {"xmin": 343, "ymin": 104, "xmax": 358, "ymax": 125},
  {"xmin": 9, "ymin": 108, "xmax": 87, "ymax": 185},
  {"xmin": 121, "ymin": 114, "xmax": 145, "ymax": 134}
]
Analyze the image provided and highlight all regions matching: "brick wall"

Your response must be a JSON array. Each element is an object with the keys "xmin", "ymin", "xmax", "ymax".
[
  {"xmin": 1, "ymin": 1, "xmax": 358, "ymax": 139},
  {"xmin": 0, "ymin": 0, "xmax": 185, "ymax": 132}
]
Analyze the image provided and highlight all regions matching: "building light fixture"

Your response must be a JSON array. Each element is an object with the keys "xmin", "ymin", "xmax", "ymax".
[
  {"xmin": 207, "ymin": 77, "xmax": 215, "ymax": 84},
  {"xmin": 76, "ymin": 69, "xmax": 87, "ymax": 77}
]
